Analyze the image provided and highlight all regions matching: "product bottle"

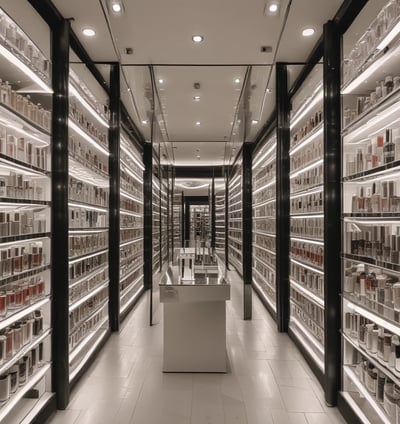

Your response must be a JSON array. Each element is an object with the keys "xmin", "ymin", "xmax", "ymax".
[{"xmin": 384, "ymin": 129, "xmax": 395, "ymax": 164}]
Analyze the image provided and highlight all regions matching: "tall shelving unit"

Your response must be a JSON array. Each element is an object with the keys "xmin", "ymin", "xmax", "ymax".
[
  {"xmin": 228, "ymin": 162, "xmax": 243, "ymax": 276},
  {"xmin": 340, "ymin": 2, "xmax": 400, "ymax": 422},
  {"xmin": 172, "ymin": 191, "xmax": 182, "ymax": 252},
  {"xmin": 252, "ymin": 133, "xmax": 277, "ymax": 316},
  {"xmin": 288, "ymin": 65, "xmax": 325, "ymax": 375},
  {"xmin": 119, "ymin": 132, "xmax": 144, "ymax": 317},
  {"xmin": 160, "ymin": 174, "xmax": 168, "ymax": 266},
  {"xmin": 152, "ymin": 165, "xmax": 161, "ymax": 275},
  {"xmin": 67, "ymin": 64, "xmax": 110, "ymax": 383},
  {"xmin": 0, "ymin": 6, "xmax": 53, "ymax": 421},
  {"xmin": 215, "ymin": 186, "xmax": 225, "ymax": 256}
]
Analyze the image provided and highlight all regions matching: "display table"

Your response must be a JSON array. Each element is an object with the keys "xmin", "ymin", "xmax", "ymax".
[{"xmin": 160, "ymin": 266, "xmax": 230, "ymax": 372}]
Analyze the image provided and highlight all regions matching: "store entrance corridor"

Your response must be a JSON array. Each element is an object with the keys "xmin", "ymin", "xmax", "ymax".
[{"xmin": 46, "ymin": 272, "xmax": 345, "ymax": 424}]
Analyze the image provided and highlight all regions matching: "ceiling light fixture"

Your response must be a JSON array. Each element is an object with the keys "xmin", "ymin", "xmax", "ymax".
[
  {"xmin": 158, "ymin": 79, "xmax": 164, "ymax": 84},
  {"xmin": 302, "ymin": 27, "xmax": 315, "ymax": 37},
  {"xmin": 268, "ymin": 2, "xmax": 279, "ymax": 13},
  {"xmin": 112, "ymin": 2, "xmax": 122, "ymax": 12},
  {"xmin": 267, "ymin": 88, "xmax": 272, "ymax": 93},
  {"xmin": 196, "ymin": 121, "xmax": 201, "ymax": 126},
  {"xmin": 252, "ymin": 120, "xmax": 259, "ymax": 124},
  {"xmin": 193, "ymin": 95, "xmax": 200, "ymax": 101},
  {"xmin": 141, "ymin": 120, "xmax": 148, "ymax": 124},
  {"xmin": 82, "ymin": 27, "xmax": 96, "ymax": 37},
  {"xmin": 234, "ymin": 78, "xmax": 240, "ymax": 84},
  {"xmin": 192, "ymin": 35, "xmax": 204, "ymax": 43}
]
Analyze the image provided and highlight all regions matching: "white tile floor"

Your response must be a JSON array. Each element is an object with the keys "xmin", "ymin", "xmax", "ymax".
[{"xmin": 46, "ymin": 270, "xmax": 347, "ymax": 424}]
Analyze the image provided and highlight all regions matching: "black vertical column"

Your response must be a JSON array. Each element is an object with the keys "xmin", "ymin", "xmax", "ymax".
[
  {"xmin": 224, "ymin": 170, "xmax": 229, "ymax": 270},
  {"xmin": 51, "ymin": 19, "xmax": 70, "ymax": 409},
  {"xmin": 181, "ymin": 192, "xmax": 185, "ymax": 247},
  {"xmin": 185, "ymin": 201, "xmax": 190, "ymax": 243},
  {"xmin": 211, "ymin": 173, "xmax": 216, "ymax": 250},
  {"xmin": 276, "ymin": 63, "xmax": 290, "ymax": 333},
  {"xmin": 108, "ymin": 63, "xmax": 120, "ymax": 332},
  {"xmin": 323, "ymin": 20, "xmax": 341, "ymax": 407},
  {"xmin": 143, "ymin": 142, "xmax": 153, "ymax": 291},
  {"xmin": 242, "ymin": 143, "xmax": 253, "ymax": 320}
]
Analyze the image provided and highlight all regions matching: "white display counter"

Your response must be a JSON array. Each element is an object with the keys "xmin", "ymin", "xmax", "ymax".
[{"xmin": 160, "ymin": 266, "xmax": 230, "ymax": 372}]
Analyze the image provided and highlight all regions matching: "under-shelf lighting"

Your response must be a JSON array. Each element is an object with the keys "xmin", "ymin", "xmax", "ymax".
[
  {"xmin": 120, "ymin": 139, "xmax": 145, "ymax": 170},
  {"xmin": 290, "ymin": 257, "xmax": 324, "ymax": 275},
  {"xmin": 69, "ymin": 281, "xmax": 109, "ymax": 312},
  {"xmin": 68, "ymin": 201, "xmax": 108, "ymax": 213},
  {"xmin": 290, "ymin": 279, "xmax": 324, "ymax": 307},
  {"xmin": 291, "ymin": 236, "xmax": 323, "ymax": 246},
  {"xmin": 290, "ymin": 316, "xmax": 324, "ymax": 355},
  {"xmin": 377, "ymin": 20, "xmax": 400, "ymax": 50},
  {"xmin": 252, "ymin": 280, "xmax": 277, "ymax": 312},
  {"xmin": 291, "ymin": 87, "xmax": 323, "ymax": 129},
  {"xmin": 0, "ymin": 118, "xmax": 49, "ymax": 146},
  {"xmin": 120, "ymin": 285, "xmax": 143, "ymax": 314},
  {"xmin": 289, "ymin": 159, "xmax": 323, "ymax": 179},
  {"xmin": 69, "ymin": 84, "xmax": 109, "ymax": 128},
  {"xmin": 120, "ymin": 189, "xmax": 143, "ymax": 204},
  {"xmin": 253, "ymin": 141, "xmax": 276, "ymax": 168},
  {"xmin": 253, "ymin": 178, "xmax": 276, "ymax": 194},
  {"xmin": 0, "ymin": 45, "xmax": 52, "ymax": 94},
  {"xmin": 69, "ymin": 120, "xmax": 110, "ymax": 156},
  {"xmin": 69, "ymin": 248, "xmax": 108, "ymax": 265},
  {"xmin": 290, "ymin": 127, "xmax": 323, "ymax": 156}
]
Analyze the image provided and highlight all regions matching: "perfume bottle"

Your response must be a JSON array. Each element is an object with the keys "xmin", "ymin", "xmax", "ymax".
[{"xmin": 384, "ymin": 129, "xmax": 395, "ymax": 164}]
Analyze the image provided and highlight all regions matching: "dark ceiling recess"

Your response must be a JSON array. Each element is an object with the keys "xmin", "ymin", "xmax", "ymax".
[{"xmin": 174, "ymin": 166, "xmax": 224, "ymax": 179}]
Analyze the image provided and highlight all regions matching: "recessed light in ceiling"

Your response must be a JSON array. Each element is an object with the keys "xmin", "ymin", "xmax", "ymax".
[
  {"xmin": 158, "ymin": 79, "xmax": 164, "ymax": 84},
  {"xmin": 111, "ymin": 2, "xmax": 122, "ymax": 12},
  {"xmin": 302, "ymin": 27, "xmax": 315, "ymax": 37},
  {"xmin": 193, "ymin": 95, "xmax": 200, "ymax": 101},
  {"xmin": 82, "ymin": 27, "xmax": 96, "ymax": 37},
  {"xmin": 267, "ymin": 88, "xmax": 272, "ymax": 93},
  {"xmin": 268, "ymin": 2, "xmax": 279, "ymax": 13},
  {"xmin": 196, "ymin": 121, "xmax": 201, "ymax": 126},
  {"xmin": 196, "ymin": 155, "xmax": 201, "ymax": 159},
  {"xmin": 192, "ymin": 35, "xmax": 204, "ymax": 43},
  {"xmin": 141, "ymin": 120, "xmax": 148, "ymax": 124},
  {"xmin": 234, "ymin": 78, "xmax": 240, "ymax": 84},
  {"xmin": 252, "ymin": 120, "xmax": 259, "ymax": 124}
]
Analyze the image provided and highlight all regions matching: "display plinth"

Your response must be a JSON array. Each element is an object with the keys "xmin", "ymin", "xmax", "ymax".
[{"xmin": 160, "ymin": 266, "xmax": 230, "ymax": 372}]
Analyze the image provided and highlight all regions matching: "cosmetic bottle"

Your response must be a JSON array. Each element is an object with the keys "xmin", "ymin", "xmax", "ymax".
[
  {"xmin": 384, "ymin": 129, "xmax": 395, "ymax": 164},
  {"xmin": 0, "ymin": 374, "xmax": 10, "ymax": 403}
]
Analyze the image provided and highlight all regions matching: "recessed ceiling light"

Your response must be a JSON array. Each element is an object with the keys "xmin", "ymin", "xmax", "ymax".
[
  {"xmin": 269, "ymin": 3, "xmax": 278, "ymax": 13},
  {"xmin": 196, "ymin": 121, "xmax": 201, "ymax": 126},
  {"xmin": 252, "ymin": 120, "xmax": 259, "ymax": 124},
  {"xmin": 302, "ymin": 27, "xmax": 315, "ymax": 37},
  {"xmin": 82, "ymin": 27, "xmax": 96, "ymax": 37},
  {"xmin": 267, "ymin": 88, "xmax": 272, "ymax": 93},
  {"xmin": 141, "ymin": 120, "xmax": 148, "ymax": 124},
  {"xmin": 234, "ymin": 78, "xmax": 240, "ymax": 84},
  {"xmin": 193, "ymin": 95, "xmax": 200, "ymax": 101},
  {"xmin": 196, "ymin": 155, "xmax": 201, "ymax": 159},
  {"xmin": 158, "ymin": 79, "xmax": 164, "ymax": 84},
  {"xmin": 112, "ymin": 2, "xmax": 122, "ymax": 12},
  {"xmin": 192, "ymin": 35, "xmax": 204, "ymax": 43}
]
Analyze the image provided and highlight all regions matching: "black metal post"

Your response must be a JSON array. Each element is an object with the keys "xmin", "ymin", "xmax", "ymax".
[
  {"xmin": 276, "ymin": 63, "xmax": 290, "ymax": 333},
  {"xmin": 143, "ymin": 142, "xmax": 153, "ymax": 291},
  {"xmin": 108, "ymin": 63, "xmax": 120, "ymax": 332},
  {"xmin": 51, "ymin": 18, "xmax": 70, "ymax": 409},
  {"xmin": 224, "ymin": 170, "xmax": 230, "ymax": 270},
  {"xmin": 211, "ymin": 173, "xmax": 216, "ymax": 250},
  {"xmin": 323, "ymin": 20, "xmax": 341, "ymax": 407},
  {"xmin": 181, "ymin": 192, "xmax": 185, "ymax": 247},
  {"xmin": 242, "ymin": 143, "xmax": 253, "ymax": 320},
  {"xmin": 185, "ymin": 201, "xmax": 190, "ymax": 244}
]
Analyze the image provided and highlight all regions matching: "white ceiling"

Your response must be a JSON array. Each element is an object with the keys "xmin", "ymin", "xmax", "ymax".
[{"xmin": 6, "ymin": 0, "xmax": 347, "ymax": 166}]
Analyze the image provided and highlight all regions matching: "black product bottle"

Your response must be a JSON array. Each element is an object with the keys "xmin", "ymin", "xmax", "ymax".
[{"xmin": 384, "ymin": 129, "xmax": 395, "ymax": 164}]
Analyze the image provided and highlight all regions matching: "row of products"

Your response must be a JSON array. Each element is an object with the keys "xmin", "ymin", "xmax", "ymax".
[
  {"xmin": 347, "ymin": 225, "xmax": 400, "ymax": 265},
  {"xmin": 69, "ymin": 286, "xmax": 108, "ymax": 333},
  {"xmin": 228, "ymin": 230, "xmax": 242, "ymax": 243},
  {"xmin": 253, "ymin": 184, "xmax": 275, "ymax": 205},
  {"xmin": 0, "ymin": 242, "xmax": 44, "ymax": 278},
  {"xmin": 0, "ymin": 171, "xmax": 46, "ymax": 201},
  {"xmin": 290, "ymin": 216, "xmax": 324, "ymax": 239},
  {"xmin": 0, "ymin": 81, "xmax": 50, "ymax": 131},
  {"xmin": 69, "ymin": 208, "xmax": 107, "ymax": 229},
  {"xmin": 0, "ymin": 277, "xmax": 45, "ymax": 317},
  {"xmin": 228, "ymin": 220, "xmax": 241, "ymax": 230},
  {"xmin": 0, "ymin": 310, "xmax": 44, "ymax": 362},
  {"xmin": 350, "ymin": 181, "xmax": 399, "ymax": 213},
  {"xmin": 253, "ymin": 161, "xmax": 276, "ymax": 192},
  {"xmin": 0, "ymin": 129, "xmax": 49, "ymax": 170},
  {"xmin": 254, "ymin": 219, "xmax": 275, "ymax": 234},
  {"xmin": 0, "ymin": 211, "xmax": 46, "ymax": 238},
  {"xmin": 290, "ymin": 163, "xmax": 323, "ymax": 193},
  {"xmin": 290, "ymin": 302, "xmax": 324, "ymax": 347},
  {"xmin": 120, "ymin": 252, "xmax": 142, "ymax": 279},
  {"xmin": 69, "ymin": 136, "xmax": 108, "ymax": 177},
  {"xmin": 254, "ymin": 247, "xmax": 276, "ymax": 269},
  {"xmin": 69, "ymin": 177, "xmax": 109, "ymax": 207},
  {"xmin": 120, "ymin": 267, "xmax": 142, "ymax": 294},
  {"xmin": 343, "ymin": 0, "xmax": 400, "ymax": 85},
  {"xmin": 0, "ymin": 342, "xmax": 45, "ymax": 405},
  {"xmin": 120, "ymin": 240, "xmax": 143, "ymax": 268},
  {"xmin": 120, "ymin": 214, "xmax": 142, "ymax": 229},
  {"xmin": 254, "ymin": 259, "xmax": 275, "ymax": 288},
  {"xmin": 253, "ymin": 271, "xmax": 276, "ymax": 304},
  {"xmin": 290, "ymin": 138, "xmax": 323, "ymax": 173},
  {"xmin": 120, "ymin": 197, "xmax": 143, "ymax": 214},
  {"xmin": 70, "ymin": 101, "xmax": 108, "ymax": 148},
  {"xmin": 253, "ymin": 202, "xmax": 275, "ymax": 218},
  {"xmin": 345, "ymin": 129, "xmax": 400, "ymax": 176},
  {"xmin": 69, "ymin": 250, "xmax": 108, "ymax": 282},
  {"xmin": 0, "ymin": 8, "xmax": 50, "ymax": 79},
  {"xmin": 291, "ymin": 110, "xmax": 323, "ymax": 148},
  {"xmin": 344, "ymin": 78, "xmax": 400, "ymax": 128},
  {"xmin": 69, "ymin": 267, "xmax": 108, "ymax": 305},
  {"xmin": 120, "ymin": 228, "xmax": 142, "ymax": 243},
  {"xmin": 290, "ymin": 240, "xmax": 324, "ymax": 269},
  {"xmin": 290, "ymin": 288, "xmax": 324, "ymax": 344},
  {"xmin": 254, "ymin": 234, "xmax": 275, "ymax": 252},
  {"xmin": 291, "ymin": 260, "xmax": 324, "ymax": 299},
  {"xmin": 229, "ymin": 245, "xmax": 242, "ymax": 265},
  {"xmin": 120, "ymin": 169, "xmax": 142, "ymax": 199},
  {"xmin": 69, "ymin": 303, "xmax": 107, "ymax": 352},
  {"xmin": 290, "ymin": 190, "xmax": 323, "ymax": 214},
  {"xmin": 343, "ymin": 263, "xmax": 400, "ymax": 318},
  {"xmin": 229, "ymin": 182, "xmax": 241, "ymax": 200},
  {"xmin": 69, "ymin": 231, "xmax": 108, "ymax": 259}
]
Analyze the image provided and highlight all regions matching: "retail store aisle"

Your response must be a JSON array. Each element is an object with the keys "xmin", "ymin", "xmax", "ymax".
[{"xmin": 46, "ymin": 271, "xmax": 346, "ymax": 424}]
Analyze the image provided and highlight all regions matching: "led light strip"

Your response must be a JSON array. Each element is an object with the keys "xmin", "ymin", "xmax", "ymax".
[
  {"xmin": 377, "ymin": 20, "xmax": 400, "ymax": 50},
  {"xmin": 291, "ymin": 236, "xmax": 324, "ymax": 246},
  {"xmin": 120, "ymin": 189, "xmax": 143, "ymax": 204},
  {"xmin": 69, "ymin": 264, "xmax": 108, "ymax": 289},
  {"xmin": 290, "ymin": 316, "xmax": 325, "ymax": 356},
  {"xmin": 253, "ymin": 268, "xmax": 275, "ymax": 292},
  {"xmin": 289, "ymin": 185, "xmax": 323, "ymax": 200},
  {"xmin": 253, "ymin": 178, "xmax": 276, "ymax": 194},
  {"xmin": 290, "ymin": 279, "xmax": 324, "ymax": 307},
  {"xmin": 253, "ymin": 141, "xmax": 276, "ymax": 169},
  {"xmin": 290, "ymin": 257, "xmax": 324, "ymax": 275},
  {"xmin": 120, "ymin": 262, "xmax": 143, "ymax": 281},
  {"xmin": 69, "ymin": 84, "xmax": 109, "ymax": 128},
  {"xmin": 120, "ymin": 141, "xmax": 145, "ymax": 171},
  {"xmin": 344, "ymin": 366, "xmax": 391, "ymax": 424},
  {"xmin": 69, "ymin": 228, "xmax": 107, "ymax": 234},
  {"xmin": 120, "ymin": 209, "xmax": 142, "ymax": 218},
  {"xmin": 253, "ymin": 243, "xmax": 276, "ymax": 256},
  {"xmin": 69, "ymin": 248, "xmax": 108, "ymax": 265},
  {"xmin": 340, "ymin": 392, "xmax": 373, "ymax": 424},
  {"xmin": 289, "ymin": 127, "xmax": 323, "ymax": 157},
  {"xmin": 120, "ymin": 237, "xmax": 143, "ymax": 248},
  {"xmin": 0, "ymin": 119, "xmax": 49, "ymax": 145},
  {"xmin": 290, "ymin": 159, "xmax": 323, "ymax": 179},
  {"xmin": 121, "ymin": 162, "xmax": 143, "ymax": 184},
  {"xmin": 68, "ymin": 201, "xmax": 108, "ymax": 213},
  {"xmin": 252, "ymin": 279, "xmax": 277, "ymax": 312},
  {"xmin": 254, "ymin": 198, "xmax": 276, "ymax": 208},
  {"xmin": 291, "ymin": 214, "xmax": 324, "ymax": 219},
  {"xmin": 291, "ymin": 88, "xmax": 323, "ymax": 129},
  {"xmin": 120, "ymin": 285, "xmax": 144, "ymax": 315},
  {"xmin": 69, "ymin": 120, "xmax": 109, "ymax": 156},
  {"xmin": 253, "ymin": 255, "xmax": 275, "ymax": 273},
  {"xmin": 0, "ymin": 158, "xmax": 45, "ymax": 177},
  {"xmin": 0, "ymin": 44, "xmax": 52, "ymax": 93},
  {"xmin": 344, "ymin": 217, "xmax": 400, "ymax": 225},
  {"xmin": 69, "ymin": 281, "xmax": 109, "ymax": 312}
]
